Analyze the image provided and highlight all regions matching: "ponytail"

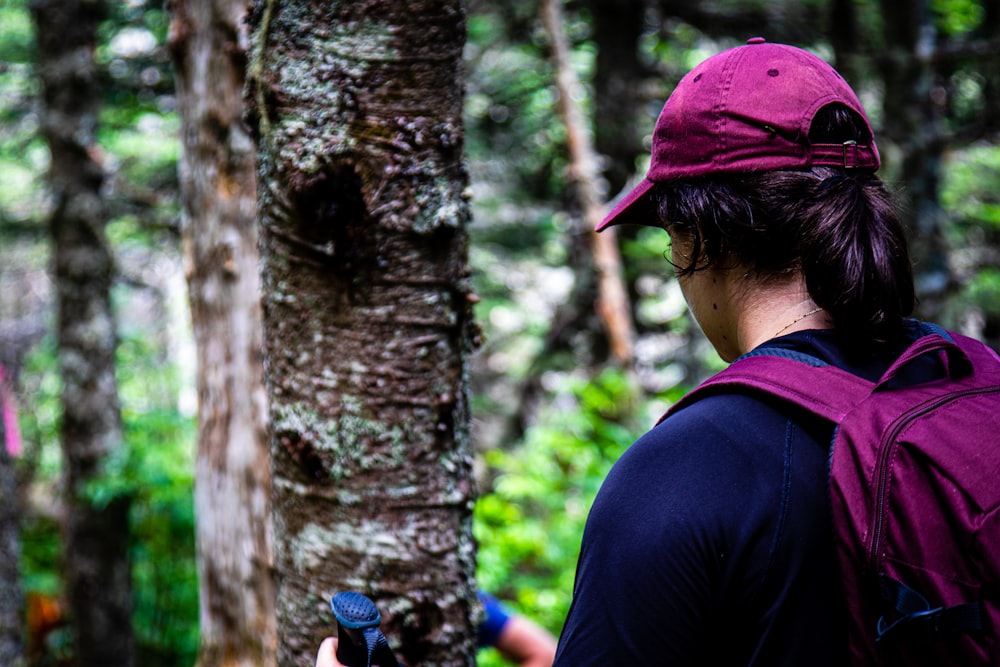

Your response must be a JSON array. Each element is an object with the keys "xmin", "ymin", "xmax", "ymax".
[{"xmin": 798, "ymin": 169, "xmax": 914, "ymax": 344}]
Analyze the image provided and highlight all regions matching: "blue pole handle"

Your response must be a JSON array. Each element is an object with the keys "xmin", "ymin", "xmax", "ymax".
[{"xmin": 330, "ymin": 592, "xmax": 400, "ymax": 667}]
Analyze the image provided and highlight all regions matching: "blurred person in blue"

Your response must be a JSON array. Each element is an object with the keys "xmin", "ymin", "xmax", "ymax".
[{"xmin": 475, "ymin": 591, "xmax": 557, "ymax": 667}]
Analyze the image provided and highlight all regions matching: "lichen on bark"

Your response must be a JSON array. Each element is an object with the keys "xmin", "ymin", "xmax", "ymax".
[{"xmin": 248, "ymin": 1, "xmax": 478, "ymax": 665}]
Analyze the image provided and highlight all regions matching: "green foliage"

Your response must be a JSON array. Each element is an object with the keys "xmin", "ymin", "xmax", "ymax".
[
  {"xmin": 465, "ymin": 3, "xmax": 568, "ymax": 202},
  {"xmin": 19, "ymin": 512, "xmax": 61, "ymax": 598},
  {"xmin": 97, "ymin": 0, "xmax": 174, "ymax": 114},
  {"xmin": 941, "ymin": 144, "xmax": 1000, "ymax": 329},
  {"xmin": 943, "ymin": 144, "xmax": 1000, "ymax": 232},
  {"xmin": 114, "ymin": 306, "xmax": 199, "ymax": 664},
  {"xmin": 965, "ymin": 267, "xmax": 1000, "ymax": 312},
  {"xmin": 101, "ymin": 111, "xmax": 180, "ymax": 191},
  {"xmin": 17, "ymin": 329, "xmax": 198, "ymax": 667},
  {"xmin": 474, "ymin": 368, "xmax": 638, "ymax": 640},
  {"xmin": 0, "ymin": 0, "xmax": 33, "ymax": 64},
  {"xmin": 932, "ymin": 0, "xmax": 985, "ymax": 36},
  {"xmin": 125, "ymin": 406, "xmax": 198, "ymax": 667},
  {"xmin": 0, "ymin": 0, "xmax": 45, "ymax": 230}
]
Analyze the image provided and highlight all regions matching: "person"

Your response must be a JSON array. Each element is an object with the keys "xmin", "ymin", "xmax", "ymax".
[
  {"xmin": 476, "ymin": 591, "xmax": 558, "ymax": 667},
  {"xmin": 315, "ymin": 591, "xmax": 556, "ymax": 667},
  {"xmin": 551, "ymin": 38, "xmax": 927, "ymax": 665}
]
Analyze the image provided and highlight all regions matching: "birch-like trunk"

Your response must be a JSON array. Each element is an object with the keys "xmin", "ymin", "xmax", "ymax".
[
  {"xmin": 247, "ymin": 1, "xmax": 478, "ymax": 665},
  {"xmin": 167, "ymin": 1, "xmax": 277, "ymax": 665},
  {"xmin": 32, "ymin": 0, "xmax": 134, "ymax": 664}
]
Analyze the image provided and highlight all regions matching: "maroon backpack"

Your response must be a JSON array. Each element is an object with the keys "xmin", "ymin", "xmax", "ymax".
[{"xmin": 662, "ymin": 325, "xmax": 1000, "ymax": 665}]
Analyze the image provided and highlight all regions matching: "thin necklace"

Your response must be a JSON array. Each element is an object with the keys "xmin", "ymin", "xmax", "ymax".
[{"xmin": 773, "ymin": 306, "xmax": 823, "ymax": 338}]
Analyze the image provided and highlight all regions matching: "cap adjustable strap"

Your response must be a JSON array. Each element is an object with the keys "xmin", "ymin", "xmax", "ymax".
[{"xmin": 810, "ymin": 140, "xmax": 879, "ymax": 169}]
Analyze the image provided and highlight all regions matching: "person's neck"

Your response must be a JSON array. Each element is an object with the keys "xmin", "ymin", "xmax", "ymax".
[{"xmin": 733, "ymin": 278, "xmax": 832, "ymax": 359}]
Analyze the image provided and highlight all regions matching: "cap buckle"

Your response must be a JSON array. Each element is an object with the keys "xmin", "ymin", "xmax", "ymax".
[{"xmin": 842, "ymin": 140, "xmax": 859, "ymax": 169}]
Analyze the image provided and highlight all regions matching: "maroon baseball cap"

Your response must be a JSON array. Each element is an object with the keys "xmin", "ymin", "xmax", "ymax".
[{"xmin": 597, "ymin": 38, "xmax": 879, "ymax": 231}]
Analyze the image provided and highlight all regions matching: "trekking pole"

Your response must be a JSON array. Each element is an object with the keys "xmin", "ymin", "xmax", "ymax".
[{"xmin": 330, "ymin": 591, "xmax": 401, "ymax": 667}]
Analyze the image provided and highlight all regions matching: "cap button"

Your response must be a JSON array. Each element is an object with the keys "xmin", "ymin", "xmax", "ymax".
[{"xmin": 747, "ymin": 37, "xmax": 766, "ymax": 44}]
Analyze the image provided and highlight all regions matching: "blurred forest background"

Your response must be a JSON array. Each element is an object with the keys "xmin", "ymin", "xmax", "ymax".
[{"xmin": 1, "ymin": 0, "xmax": 999, "ymax": 665}]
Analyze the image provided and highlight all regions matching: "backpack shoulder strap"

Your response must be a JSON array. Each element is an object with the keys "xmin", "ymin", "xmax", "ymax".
[
  {"xmin": 658, "ymin": 348, "xmax": 874, "ymax": 426},
  {"xmin": 658, "ymin": 324, "xmax": 995, "ymax": 427}
]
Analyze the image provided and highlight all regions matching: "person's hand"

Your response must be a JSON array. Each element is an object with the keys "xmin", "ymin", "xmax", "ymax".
[{"xmin": 316, "ymin": 637, "xmax": 344, "ymax": 667}]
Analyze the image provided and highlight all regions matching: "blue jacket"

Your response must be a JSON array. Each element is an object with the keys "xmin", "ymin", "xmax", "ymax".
[{"xmin": 553, "ymin": 326, "xmax": 930, "ymax": 666}]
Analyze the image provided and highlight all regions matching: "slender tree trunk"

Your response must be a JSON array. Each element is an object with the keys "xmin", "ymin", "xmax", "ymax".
[
  {"xmin": 828, "ymin": 0, "xmax": 861, "ymax": 83},
  {"xmin": 876, "ymin": 0, "xmax": 953, "ymax": 321},
  {"xmin": 247, "ymin": 1, "xmax": 478, "ymax": 665},
  {"xmin": 31, "ymin": 1, "xmax": 134, "ymax": 665},
  {"xmin": 588, "ymin": 0, "xmax": 645, "ymax": 198},
  {"xmin": 485, "ymin": 0, "xmax": 641, "ymax": 452},
  {"xmin": 542, "ymin": 0, "xmax": 634, "ymax": 366},
  {"xmin": 167, "ymin": 1, "xmax": 277, "ymax": 665},
  {"xmin": 973, "ymin": 0, "xmax": 1000, "ymax": 347},
  {"xmin": 0, "ymin": 383, "xmax": 24, "ymax": 667}
]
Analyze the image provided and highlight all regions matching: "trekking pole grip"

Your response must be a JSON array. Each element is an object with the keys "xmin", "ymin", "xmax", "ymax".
[{"xmin": 330, "ymin": 591, "xmax": 400, "ymax": 667}]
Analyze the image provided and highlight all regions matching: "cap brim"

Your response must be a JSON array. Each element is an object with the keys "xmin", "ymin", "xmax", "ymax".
[{"xmin": 595, "ymin": 177, "xmax": 656, "ymax": 232}]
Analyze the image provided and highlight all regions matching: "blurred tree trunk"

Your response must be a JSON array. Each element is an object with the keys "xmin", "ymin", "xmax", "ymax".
[
  {"xmin": 497, "ymin": 0, "xmax": 640, "ymax": 447},
  {"xmin": 971, "ymin": 0, "xmax": 1000, "ymax": 347},
  {"xmin": 31, "ymin": 1, "xmax": 134, "ymax": 665},
  {"xmin": 828, "ymin": 0, "xmax": 860, "ymax": 83},
  {"xmin": 876, "ymin": 0, "xmax": 952, "ymax": 322},
  {"xmin": 0, "ymin": 394, "xmax": 24, "ymax": 667},
  {"xmin": 542, "ymin": 0, "xmax": 634, "ymax": 366},
  {"xmin": 589, "ymin": 0, "xmax": 646, "ymax": 198},
  {"xmin": 655, "ymin": 0, "xmax": 823, "ymax": 44},
  {"xmin": 247, "ymin": 1, "xmax": 478, "ymax": 665},
  {"xmin": 167, "ymin": 1, "xmax": 277, "ymax": 666}
]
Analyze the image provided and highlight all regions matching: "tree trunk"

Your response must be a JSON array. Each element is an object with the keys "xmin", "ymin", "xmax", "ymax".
[
  {"xmin": 31, "ymin": 0, "xmax": 134, "ymax": 665},
  {"xmin": 0, "ymin": 386, "xmax": 24, "ymax": 667},
  {"xmin": 589, "ymin": 0, "xmax": 646, "ymax": 198},
  {"xmin": 167, "ymin": 1, "xmax": 277, "ymax": 665},
  {"xmin": 876, "ymin": 0, "xmax": 953, "ymax": 321},
  {"xmin": 828, "ymin": 0, "xmax": 861, "ymax": 83},
  {"xmin": 247, "ymin": 1, "xmax": 478, "ymax": 665},
  {"xmin": 542, "ymin": 0, "xmax": 634, "ymax": 366}
]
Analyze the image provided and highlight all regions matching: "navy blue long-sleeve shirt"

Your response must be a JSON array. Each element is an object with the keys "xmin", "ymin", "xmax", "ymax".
[{"xmin": 553, "ymin": 326, "xmax": 930, "ymax": 666}]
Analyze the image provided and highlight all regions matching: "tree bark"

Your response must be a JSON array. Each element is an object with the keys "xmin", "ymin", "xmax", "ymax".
[
  {"xmin": 31, "ymin": 0, "xmax": 134, "ymax": 665},
  {"xmin": 0, "ymin": 388, "xmax": 24, "ymax": 667},
  {"xmin": 247, "ymin": 1, "xmax": 478, "ymax": 665},
  {"xmin": 167, "ymin": 1, "xmax": 278, "ymax": 665}
]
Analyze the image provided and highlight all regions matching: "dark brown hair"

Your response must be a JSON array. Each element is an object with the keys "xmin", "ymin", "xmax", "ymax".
[{"xmin": 653, "ymin": 104, "xmax": 915, "ymax": 346}]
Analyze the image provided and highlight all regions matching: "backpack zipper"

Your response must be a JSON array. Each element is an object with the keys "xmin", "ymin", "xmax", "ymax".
[{"xmin": 867, "ymin": 384, "xmax": 1000, "ymax": 567}]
